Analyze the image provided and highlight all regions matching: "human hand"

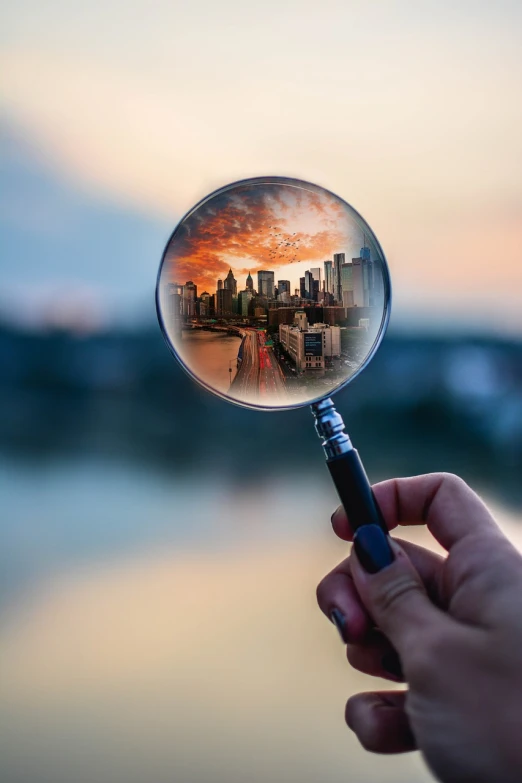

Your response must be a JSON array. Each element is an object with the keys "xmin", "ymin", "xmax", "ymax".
[{"xmin": 316, "ymin": 473, "xmax": 522, "ymax": 783}]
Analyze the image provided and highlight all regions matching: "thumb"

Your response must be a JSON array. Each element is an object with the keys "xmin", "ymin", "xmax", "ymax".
[{"xmin": 350, "ymin": 524, "xmax": 447, "ymax": 657}]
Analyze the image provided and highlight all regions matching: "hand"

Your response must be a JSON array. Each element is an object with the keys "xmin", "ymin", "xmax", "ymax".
[{"xmin": 316, "ymin": 473, "xmax": 522, "ymax": 783}]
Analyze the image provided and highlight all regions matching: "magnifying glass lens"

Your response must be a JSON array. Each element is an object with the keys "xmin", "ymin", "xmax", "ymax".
[{"xmin": 156, "ymin": 177, "xmax": 390, "ymax": 410}]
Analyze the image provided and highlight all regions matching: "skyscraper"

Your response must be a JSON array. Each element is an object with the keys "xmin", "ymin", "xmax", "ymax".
[
  {"xmin": 304, "ymin": 270, "xmax": 314, "ymax": 300},
  {"xmin": 238, "ymin": 289, "xmax": 253, "ymax": 316},
  {"xmin": 182, "ymin": 281, "xmax": 197, "ymax": 317},
  {"xmin": 217, "ymin": 279, "xmax": 223, "ymax": 291},
  {"xmin": 299, "ymin": 277, "xmax": 306, "ymax": 299},
  {"xmin": 341, "ymin": 263, "xmax": 354, "ymax": 307},
  {"xmin": 351, "ymin": 258, "xmax": 365, "ymax": 307},
  {"xmin": 333, "ymin": 253, "xmax": 345, "ymax": 303},
  {"xmin": 165, "ymin": 283, "xmax": 182, "ymax": 338},
  {"xmin": 277, "ymin": 280, "xmax": 291, "ymax": 294},
  {"xmin": 224, "ymin": 268, "xmax": 237, "ymax": 295},
  {"xmin": 257, "ymin": 270, "xmax": 275, "ymax": 299},
  {"xmin": 199, "ymin": 291, "xmax": 210, "ymax": 317},
  {"xmin": 324, "ymin": 260, "xmax": 333, "ymax": 294},
  {"xmin": 246, "ymin": 272, "xmax": 254, "ymax": 291},
  {"xmin": 216, "ymin": 288, "xmax": 233, "ymax": 317}
]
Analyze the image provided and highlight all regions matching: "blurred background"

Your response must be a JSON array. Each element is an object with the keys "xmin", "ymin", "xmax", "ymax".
[{"xmin": 1, "ymin": 2, "xmax": 521, "ymax": 781}]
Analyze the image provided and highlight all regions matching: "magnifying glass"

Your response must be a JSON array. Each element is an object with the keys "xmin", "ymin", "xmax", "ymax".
[{"xmin": 156, "ymin": 176, "xmax": 391, "ymax": 534}]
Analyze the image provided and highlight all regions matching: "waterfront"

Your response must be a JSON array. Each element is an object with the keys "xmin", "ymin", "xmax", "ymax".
[{"xmin": 177, "ymin": 329, "xmax": 241, "ymax": 395}]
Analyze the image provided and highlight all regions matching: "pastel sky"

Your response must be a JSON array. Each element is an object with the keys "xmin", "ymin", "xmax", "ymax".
[{"xmin": 1, "ymin": 0, "xmax": 521, "ymax": 331}]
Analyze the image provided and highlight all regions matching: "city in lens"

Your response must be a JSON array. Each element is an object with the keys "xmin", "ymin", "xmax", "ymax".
[{"xmin": 158, "ymin": 179, "xmax": 387, "ymax": 408}]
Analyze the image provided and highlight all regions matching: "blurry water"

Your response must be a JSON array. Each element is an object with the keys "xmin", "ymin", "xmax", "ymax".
[
  {"xmin": 177, "ymin": 330, "xmax": 241, "ymax": 394},
  {"xmin": 1, "ymin": 326, "xmax": 522, "ymax": 782},
  {"xmin": 0, "ymin": 454, "xmax": 435, "ymax": 783}
]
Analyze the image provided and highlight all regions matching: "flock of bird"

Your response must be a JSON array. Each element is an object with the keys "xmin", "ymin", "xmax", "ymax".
[{"xmin": 265, "ymin": 227, "xmax": 302, "ymax": 264}]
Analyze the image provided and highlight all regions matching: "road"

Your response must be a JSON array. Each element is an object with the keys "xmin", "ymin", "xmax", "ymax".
[{"xmin": 231, "ymin": 329, "xmax": 287, "ymax": 404}]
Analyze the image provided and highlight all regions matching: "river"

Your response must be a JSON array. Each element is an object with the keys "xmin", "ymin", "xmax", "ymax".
[{"xmin": 177, "ymin": 329, "xmax": 242, "ymax": 395}]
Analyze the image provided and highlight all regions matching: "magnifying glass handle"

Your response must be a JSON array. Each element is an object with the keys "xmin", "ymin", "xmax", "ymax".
[{"xmin": 311, "ymin": 398, "xmax": 388, "ymax": 535}]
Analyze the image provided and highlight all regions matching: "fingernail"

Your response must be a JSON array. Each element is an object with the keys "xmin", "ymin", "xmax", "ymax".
[
  {"xmin": 330, "ymin": 608, "xmax": 348, "ymax": 643},
  {"xmin": 381, "ymin": 651, "xmax": 404, "ymax": 681},
  {"xmin": 353, "ymin": 524, "xmax": 394, "ymax": 574},
  {"xmin": 330, "ymin": 507, "xmax": 341, "ymax": 525}
]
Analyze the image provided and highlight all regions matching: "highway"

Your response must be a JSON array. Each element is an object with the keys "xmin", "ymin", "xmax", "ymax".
[{"xmin": 231, "ymin": 329, "xmax": 287, "ymax": 404}]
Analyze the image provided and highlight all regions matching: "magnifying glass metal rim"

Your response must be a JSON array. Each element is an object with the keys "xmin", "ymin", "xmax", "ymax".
[{"xmin": 155, "ymin": 175, "xmax": 392, "ymax": 412}]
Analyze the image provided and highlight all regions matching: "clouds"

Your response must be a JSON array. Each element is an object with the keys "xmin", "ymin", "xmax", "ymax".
[{"xmin": 163, "ymin": 180, "xmax": 352, "ymax": 291}]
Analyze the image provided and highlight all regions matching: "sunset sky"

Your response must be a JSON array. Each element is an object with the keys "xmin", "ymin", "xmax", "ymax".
[
  {"xmin": 1, "ymin": 0, "xmax": 521, "ymax": 331},
  {"xmin": 163, "ymin": 180, "xmax": 373, "ymax": 294}
]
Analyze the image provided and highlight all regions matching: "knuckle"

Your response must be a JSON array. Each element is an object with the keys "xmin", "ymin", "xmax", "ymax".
[
  {"xmin": 439, "ymin": 472, "xmax": 468, "ymax": 492},
  {"xmin": 373, "ymin": 574, "xmax": 423, "ymax": 616}
]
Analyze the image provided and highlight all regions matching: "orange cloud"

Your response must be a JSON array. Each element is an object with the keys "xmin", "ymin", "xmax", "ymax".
[{"xmin": 162, "ymin": 180, "xmax": 355, "ymax": 293}]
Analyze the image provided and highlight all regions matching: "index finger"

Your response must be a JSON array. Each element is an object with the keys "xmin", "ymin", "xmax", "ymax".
[{"xmin": 331, "ymin": 472, "xmax": 499, "ymax": 551}]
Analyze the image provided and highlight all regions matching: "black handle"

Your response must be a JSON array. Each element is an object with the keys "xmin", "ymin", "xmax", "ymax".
[{"xmin": 327, "ymin": 449, "xmax": 388, "ymax": 534}]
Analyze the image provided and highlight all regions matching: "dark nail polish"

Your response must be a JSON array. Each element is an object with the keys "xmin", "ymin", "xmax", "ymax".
[
  {"xmin": 353, "ymin": 524, "xmax": 394, "ymax": 574},
  {"xmin": 381, "ymin": 651, "xmax": 404, "ymax": 680},
  {"xmin": 330, "ymin": 608, "xmax": 348, "ymax": 643}
]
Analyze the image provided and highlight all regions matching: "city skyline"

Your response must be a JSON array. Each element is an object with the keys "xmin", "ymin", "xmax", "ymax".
[
  {"xmin": 164, "ymin": 181, "xmax": 373, "ymax": 295},
  {"xmin": 158, "ymin": 179, "xmax": 387, "ymax": 408}
]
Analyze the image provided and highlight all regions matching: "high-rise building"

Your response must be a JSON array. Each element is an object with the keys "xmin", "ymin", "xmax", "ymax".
[
  {"xmin": 257, "ymin": 270, "xmax": 274, "ymax": 299},
  {"xmin": 351, "ymin": 258, "xmax": 365, "ymax": 307},
  {"xmin": 246, "ymin": 272, "xmax": 254, "ymax": 291},
  {"xmin": 310, "ymin": 267, "xmax": 321, "ymax": 288},
  {"xmin": 341, "ymin": 263, "xmax": 354, "ymax": 307},
  {"xmin": 304, "ymin": 270, "xmax": 314, "ymax": 300},
  {"xmin": 224, "ymin": 268, "xmax": 237, "ymax": 296},
  {"xmin": 324, "ymin": 260, "xmax": 333, "ymax": 294},
  {"xmin": 238, "ymin": 289, "xmax": 253, "ymax": 316},
  {"xmin": 182, "ymin": 281, "xmax": 197, "ymax": 317},
  {"xmin": 278, "ymin": 280, "xmax": 291, "ymax": 295},
  {"xmin": 164, "ymin": 283, "xmax": 182, "ymax": 338},
  {"xmin": 199, "ymin": 291, "xmax": 210, "ymax": 317},
  {"xmin": 299, "ymin": 277, "xmax": 306, "ymax": 299},
  {"xmin": 360, "ymin": 245, "xmax": 371, "ymax": 261},
  {"xmin": 333, "ymin": 253, "xmax": 345, "ymax": 303},
  {"xmin": 217, "ymin": 279, "xmax": 223, "ymax": 291},
  {"xmin": 216, "ymin": 288, "xmax": 233, "ymax": 317}
]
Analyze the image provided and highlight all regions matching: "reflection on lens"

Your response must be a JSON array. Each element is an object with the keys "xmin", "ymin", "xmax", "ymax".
[{"xmin": 156, "ymin": 177, "xmax": 390, "ymax": 409}]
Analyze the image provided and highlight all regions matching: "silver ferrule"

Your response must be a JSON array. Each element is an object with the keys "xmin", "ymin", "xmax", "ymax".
[{"xmin": 310, "ymin": 397, "xmax": 353, "ymax": 459}]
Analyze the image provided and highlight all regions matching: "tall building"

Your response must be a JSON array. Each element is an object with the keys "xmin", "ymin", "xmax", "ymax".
[
  {"xmin": 278, "ymin": 280, "xmax": 291, "ymax": 295},
  {"xmin": 238, "ymin": 289, "xmax": 252, "ymax": 316},
  {"xmin": 224, "ymin": 268, "xmax": 237, "ymax": 295},
  {"xmin": 246, "ymin": 272, "xmax": 254, "ymax": 291},
  {"xmin": 199, "ymin": 291, "xmax": 210, "ymax": 317},
  {"xmin": 341, "ymin": 263, "xmax": 354, "ymax": 307},
  {"xmin": 182, "ymin": 281, "xmax": 197, "ymax": 317},
  {"xmin": 216, "ymin": 288, "xmax": 233, "ymax": 317},
  {"xmin": 164, "ymin": 283, "xmax": 182, "ymax": 338},
  {"xmin": 304, "ymin": 270, "xmax": 314, "ymax": 300},
  {"xmin": 299, "ymin": 277, "xmax": 306, "ymax": 299},
  {"xmin": 333, "ymin": 253, "xmax": 345, "ymax": 303},
  {"xmin": 351, "ymin": 258, "xmax": 365, "ymax": 307},
  {"xmin": 257, "ymin": 270, "xmax": 275, "ymax": 299},
  {"xmin": 324, "ymin": 260, "xmax": 333, "ymax": 294},
  {"xmin": 310, "ymin": 267, "xmax": 321, "ymax": 288},
  {"xmin": 217, "ymin": 279, "xmax": 223, "ymax": 291}
]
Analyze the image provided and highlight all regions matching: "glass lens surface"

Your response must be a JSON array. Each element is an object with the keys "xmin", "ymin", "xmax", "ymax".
[{"xmin": 156, "ymin": 177, "xmax": 390, "ymax": 409}]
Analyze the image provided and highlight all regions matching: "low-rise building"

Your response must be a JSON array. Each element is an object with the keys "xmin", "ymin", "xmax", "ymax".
[{"xmin": 279, "ymin": 317, "xmax": 341, "ymax": 372}]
